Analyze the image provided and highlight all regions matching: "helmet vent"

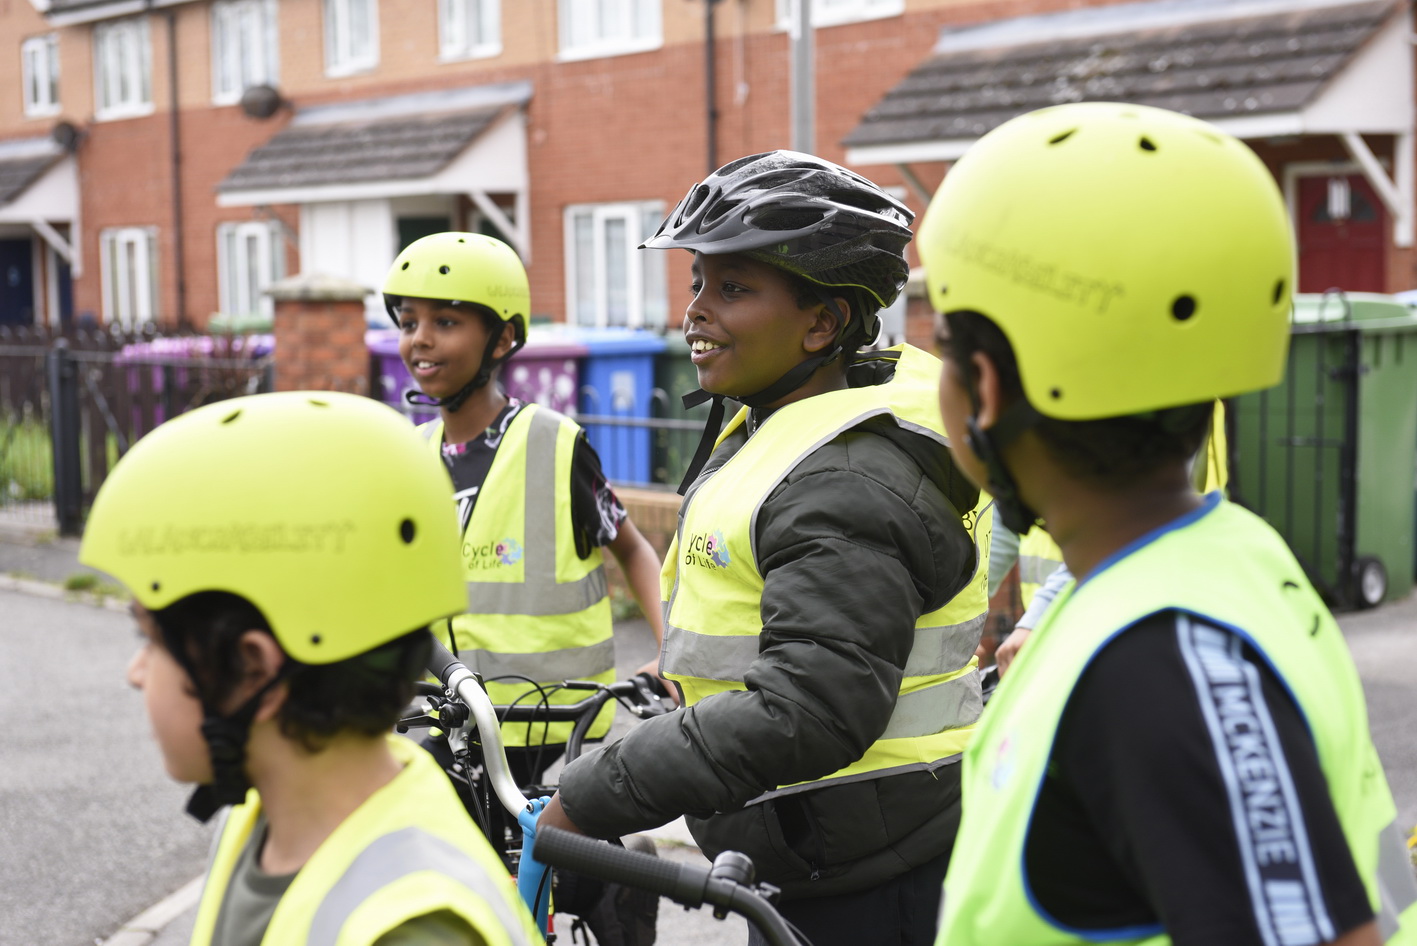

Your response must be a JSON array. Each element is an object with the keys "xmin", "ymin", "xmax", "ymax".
[
  {"xmin": 399, "ymin": 518, "xmax": 416, "ymax": 544},
  {"xmin": 1048, "ymin": 130, "xmax": 1076, "ymax": 145},
  {"xmin": 439, "ymin": 265, "xmax": 451, "ymax": 275},
  {"xmin": 1171, "ymin": 295, "xmax": 1197, "ymax": 321},
  {"xmin": 308, "ymin": 399, "xmax": 328, "ymax": 408},
  {"xmin": 1272, "ymin": 279, "xmax": 1286, "ymax": 305},
  {"xmin": 221, "ymin": 409, "xmax": 242, "ymax": 424},
  {"xmin": 1050, "ymin": 388, "xmax": 1062, "ymax": 400},
  {"xmin": 151, "ymin": 581, "xmax": 161, "ymax": 592},
  {"xmin": 457, "ymin": 238, "xmax": 466, "ymax": 243},
  {"xmin": 401, "ymin": 261, "xmax": 410, "ymax": 270},
  {"xmin": 311, "ymin": 634, "xmax": 322, "ymax": 646},
  {"xmin": 1139, "ymin": 137, "xmax": 1157, "ymax": 152}
]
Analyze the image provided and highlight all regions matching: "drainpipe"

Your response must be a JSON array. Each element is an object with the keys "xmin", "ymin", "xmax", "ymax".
[
  {"xmin": 704, "ymin": 0, "xmax": 722, "ymax": 175},
  {"xmin": 165, "ymin": 9, "xmax": 187, "ymax": 325}
]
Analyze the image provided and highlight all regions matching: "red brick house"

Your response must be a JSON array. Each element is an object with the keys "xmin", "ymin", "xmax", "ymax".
[{"xmin": 0, "ymin": 0, "xmax": 1412, "ymax": 336}]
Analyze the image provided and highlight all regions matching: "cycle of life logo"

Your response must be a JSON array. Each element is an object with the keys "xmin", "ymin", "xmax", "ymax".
[
  {"xmin": 684, "ymin": 529, "xmax": 731, "ymax": 569},
  {"xmin": 465, "ymin": 536, "xmax": 523, "ymax": 569}
]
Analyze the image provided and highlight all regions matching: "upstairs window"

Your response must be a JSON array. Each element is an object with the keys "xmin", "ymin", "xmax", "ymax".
[
  {"xmin": 94, "ymin": 18, "xmax": 152, "ymax": 120},
  {"xmin": 565, "ymin": 202, "xmax": 667, "ymax": 330},
  {"xmin": 558, "ymin": 0, "xmax": 661, "ymax": 61},
  {"xmin": 212, "ymin": 0, "xmax": 279, "ymax": 105},
  {"xmin": 776, "ymin": 0, "xmax": 902, "ymax": 28},
  {"xmin": 101, "ymin": 227, "xmax": 159, "ymax": 327},
  {"xmin": 325, "ymin": 0, "xmax": 378, "ymax": 76},
  {"xmin": 440, "ymin": 0, "xmax": 500, "ymax": 60},
  {"xmin": 22, "ymin": 34, "xmax": 61, "ymax": 118}
]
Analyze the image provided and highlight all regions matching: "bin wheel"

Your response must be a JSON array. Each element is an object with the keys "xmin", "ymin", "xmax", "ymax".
[{"xmin": 1352, "ymin": 557, "xmax": 1387, "ymax": 609}]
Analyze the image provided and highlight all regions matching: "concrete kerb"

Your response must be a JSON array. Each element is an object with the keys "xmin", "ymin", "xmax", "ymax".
[{"xmin": 98, "ymin": 877, "xmax": 204, "ymax": 946}]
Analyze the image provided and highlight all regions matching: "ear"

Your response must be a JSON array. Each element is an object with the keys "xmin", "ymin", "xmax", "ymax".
[
  {"xmin": 490, "ymin": 321, "xmax": 518, "ymax": 360},
  {"xmin": 233, "ymin": 630, "xmax": 288, "ymax": 723},
  {"xmin": 804, "ymin": 297, "xmax": 851, "ymax": 355},
  {"xmin": 971, "ymin": 350, "xmax": 1005, "ymax": 430}
]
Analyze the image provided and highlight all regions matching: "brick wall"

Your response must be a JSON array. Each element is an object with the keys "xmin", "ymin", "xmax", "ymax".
[{"xmin": 268, "ymin": 273, "xmax": 371, "ymax": 394}]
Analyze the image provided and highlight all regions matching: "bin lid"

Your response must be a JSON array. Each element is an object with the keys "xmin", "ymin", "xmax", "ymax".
[
  {"xmin": 366, "ymin": 327, "xmax": 401, "ymax": 355},
  {"xmin": 539, "ymin": 325, "xmax": 667, "ymax": 355},
  {"xmin": 515, "ymin": 330, "xmax": 589, "ymax": 359},
  {"xmin": 1292, "ymin": 292, "xmax": 1417, "ymax": 333}
]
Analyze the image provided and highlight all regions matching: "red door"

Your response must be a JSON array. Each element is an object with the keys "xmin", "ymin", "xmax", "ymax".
[{"xmin": 1297, "ymin": 174, "xmax": 1387, "ymax": 293}]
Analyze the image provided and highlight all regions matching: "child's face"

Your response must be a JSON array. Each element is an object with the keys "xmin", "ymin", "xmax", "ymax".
[
  {"xmin": 684, "ymin": 253, "xmax": 822, "ymax": 399},
  {"xmin": 127, "ymin": 604, "xmax": 212, "ymax": 785},
  {"xmin": 396, "ymin": 297, "xmax": 499, "ymax": 400},
  {"xmin": 934, "ymin": 315, "xmax": 987, "ymax": 490}
]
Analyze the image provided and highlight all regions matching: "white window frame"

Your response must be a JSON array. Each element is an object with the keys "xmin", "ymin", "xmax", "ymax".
[
  {"xmin": 211, "ymin": 0, "xmax": 280, "ymax": 106},
  {"xmin": 775, "ymin": 0, "xmax": 902, "ymax": 29},
  {"xmin": 324, "ymin": 0, "xmax": 379, "ymax": 77},
  {"xmin": 217, "ymin": 220, "xmax": 285, "ymax": 321},
  {"xmin": 557, "ymin": 0, "xmax": 662, "ymax": 62},
  {"xmin": 564, "ymin": 201, "xmax": 667, "ymax": 330},
  {"xmin": 100, "ymin": 227, "xmax": 159, "ymax": 327},
  {"xmin": 22, "ymin": 34, "xmax": 61, "ymax": 118},
  {"xmin": 93, "ymin": 18, "xmax": 153, "ymax": 120},
  {"xmin": 439, "ymin": 0, "xmax": 501, "ymax": 60}
]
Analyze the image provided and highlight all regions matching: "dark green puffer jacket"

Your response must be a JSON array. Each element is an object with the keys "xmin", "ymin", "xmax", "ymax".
[{"xmin": 558, "ymin": 356, "xmax": 983, "ymax": 899}]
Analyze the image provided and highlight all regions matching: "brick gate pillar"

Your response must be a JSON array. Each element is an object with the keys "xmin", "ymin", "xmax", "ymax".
[{"xmin": 267, "ymin": 273, "xmax": 371, "ymax": 394}]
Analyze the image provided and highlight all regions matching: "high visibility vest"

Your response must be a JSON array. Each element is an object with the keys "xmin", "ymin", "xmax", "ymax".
[
  {"xmin": 189, "ymin": 736, "xmax": 542, "ymax": 946},
  {"xmin": 423, "ymin": 405, "xmax": 614, "ymax": 746},
  {"xmin": 660, "ymin": 345, "xmax": 993, "ymax": 799},
  {"xmin": 1018, "ymin": 400, "xmax": 1229, "ymax": 611},
  {"xmin": 937, "ymin": 496, "xmax": 1417, "ymax": 946},
  {"xmin": 1017, "ymin": 527, "xmax": 1063, "ymax": 611}
]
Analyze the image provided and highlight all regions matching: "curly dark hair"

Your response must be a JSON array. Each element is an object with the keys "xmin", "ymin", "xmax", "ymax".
[
  {"xmin": 943, "ymin": 311, "xmax": 1211, "ymax": 488},
  {"xmin": 151, "ymin": 591, "xmax": 431, "ymax": 753}
]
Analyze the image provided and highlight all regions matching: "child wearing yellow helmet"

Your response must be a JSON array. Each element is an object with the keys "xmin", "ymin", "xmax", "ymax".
[
  {"xmin": 539, "ymin": 152, "xmax": 992, "ymax": 946},
  {"xmin": 382, "ymin": 232, "xmax": 667, "ymax": 790},
  {"xmin": 79, "ymin": 391, "xmax": 541, "ymax": 946},
  {"xmin": 923, "ymin": 102, "xmax": 1415, "ymax": 946}
]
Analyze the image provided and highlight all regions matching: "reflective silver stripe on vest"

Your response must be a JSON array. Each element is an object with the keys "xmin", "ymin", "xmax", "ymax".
[
  {"xmin": 665, "ymin": 617, "xmax": 986, "ymax": 683},
  {"xmin": 464, "ymin": 408, "xmax": 608, "ymax": 616},
  {"xmin": 902, "ymin": 614, "xmax": 987, "ymax": 677},
  {"xmin": 881, "ymin": 670, "xmax": 982, "ymax": 740},
  {"xmin": 458, "ymin": 638, "xmax": 617, "ymax": 682},
  {"xmin": 663, "ymin": 626, "xmax": 982, "ymax": 737},
  {"xmin": 1377, "ymin": 819, "xmax": 1417, "ymax": 941},
  {"xmin": 1018, "ymin": 553, "xmax": 1063, "ymax": 586},
  {"xmin": 306, "ymin": 826, "xmax": 532, "ymax": 946}
]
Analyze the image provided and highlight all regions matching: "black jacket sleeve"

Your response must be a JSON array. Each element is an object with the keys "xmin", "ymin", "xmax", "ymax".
[{"xmin": 556, "ymin": 424, "xmax": 977, "ymax": 838}]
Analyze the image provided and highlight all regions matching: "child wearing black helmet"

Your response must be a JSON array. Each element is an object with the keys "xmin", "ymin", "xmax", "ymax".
[{"xmin": 542, "ymin": 152, "xmax": 991, "ymax": 946}]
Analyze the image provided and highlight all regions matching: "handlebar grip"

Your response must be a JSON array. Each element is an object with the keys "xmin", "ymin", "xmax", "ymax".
[
  {"xmin": 534, "ymin": 827, "xmax": 710, "ymax": 908},
  {"xmin": 427, "ymin": 636, "xmax": 462, "ymax": 685}
]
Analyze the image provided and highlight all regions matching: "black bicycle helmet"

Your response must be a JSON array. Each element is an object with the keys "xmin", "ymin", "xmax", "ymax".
[
  {"xmin": 642, "ymin": 149, "xmax": 914, "ymax": 349},
  {"xmin": 643, "ymin": 151, "xmax": 916, "ymax": 493}
]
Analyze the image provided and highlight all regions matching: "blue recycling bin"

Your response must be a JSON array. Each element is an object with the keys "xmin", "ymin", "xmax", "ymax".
[{"xmin": 551, "ymin": 327, "xmax": 666, "ymax": 484}]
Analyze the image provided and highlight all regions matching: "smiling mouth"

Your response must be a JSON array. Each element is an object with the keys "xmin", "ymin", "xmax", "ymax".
[
  {"xmin": 411, "ymin": 360, "xmax": 442, "ymax": 375},
  {"xmin": 690, "ymin": 340, "xmax": 725, "ymax": 354}
]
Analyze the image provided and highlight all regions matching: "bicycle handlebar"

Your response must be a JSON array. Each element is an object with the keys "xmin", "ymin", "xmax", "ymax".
[{"xmin": 534, "ymin": 827, "xmax": 807, "ymax": 946}]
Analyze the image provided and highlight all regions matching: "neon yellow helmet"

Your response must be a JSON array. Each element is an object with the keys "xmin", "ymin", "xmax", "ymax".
[
  {"xmin": 918, "ymin": 102, "xmax": 1294, "ymax": 420},
  {"xmin": 79, "ymin": 391, "xmax": 466, "ymax": 665},
  {"xmin": 382, "ymin": 231, "xmax": 530, "ymax": 343}
]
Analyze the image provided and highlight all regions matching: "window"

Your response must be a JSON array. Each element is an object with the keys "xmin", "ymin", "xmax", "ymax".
[
  {"xmin": 440, "ymin": 0, "xmax": 500, "ymax": 59},
  {"xmin": 93, "ymin": 18, "xmax": 152, "ymax": 119},
  {"xmin": 217, "ymin": 221, "xmax": 285, "ymax": 321},
  {"xmin": 565, "ymin": 202, "xmax": 667, "ymax": 329},
  {"xmin": 775, "ymin": 0, "xmax": 902, "ymax": 28},
  {"xmin": 324, "ymin": 0, "xmax": 378, "ymax": 76},
  {"xmin": 100, "ymin": 228, "xmax": 159, "ymax": 326},
  {"xmin": 21, "ymin": 34, "xmax": 60, "ymax": 118},
  {"xmin": 212, "ymin": 0, "xmax": 279, "ymax": 105},
  {"xmin": 558, "ymin": 0, "xmax": 661, "ymax": 61}
]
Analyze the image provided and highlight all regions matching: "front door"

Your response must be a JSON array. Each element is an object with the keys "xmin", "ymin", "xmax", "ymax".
[
  {"xmin": 0, "ymin": 239, "xmax": 34, "ymax": 325},
  {"xmin": 1297, "ymin": 174, "xmax": 1387, "ymax": 293}
]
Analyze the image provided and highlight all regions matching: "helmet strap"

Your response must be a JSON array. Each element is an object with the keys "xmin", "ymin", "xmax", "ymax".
[
  {"xmin": 965, "ymin": 398, "xmax": 1044, "ymax": 535},
  {"xmin": 182, "ymin": 660, "xmax": 292, "ymax": 823}
]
